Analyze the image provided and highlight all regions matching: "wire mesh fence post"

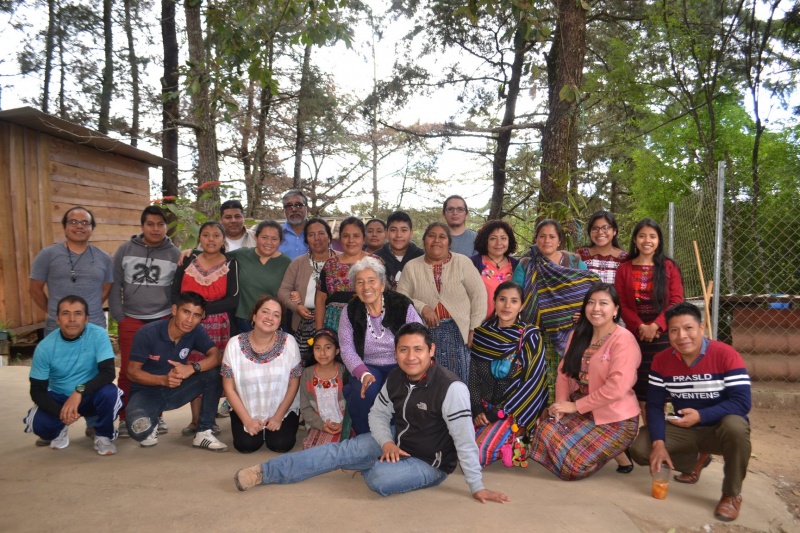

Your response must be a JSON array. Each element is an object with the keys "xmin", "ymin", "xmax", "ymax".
[{"xmin": 712, "ymin": 161, "xmax": 725, "ymax": 340}]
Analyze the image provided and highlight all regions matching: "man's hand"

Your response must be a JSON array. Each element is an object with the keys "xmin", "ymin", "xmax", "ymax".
[
  {"xmin": 649, "ymin": 440, "xmax": 674, "ymax": 476},
  {"xmin": 360, "ymin": 373, "xmax": 376, "ymax": 398},
  {"xmin": 177, "ymin": 248, "xmax": 193, "ymax": 266},
  {"xmin": 380, "ymin": 442, "xmax": 409, "ymax": 463},
  {"xmin": 59, "ymin": 392, "xmax": 83, "ymax": 425},
  {"xmin": 472, "ymin": 489, "xmax": 511, "ymax": 504},
  {"xmin": 670, "ymin": 408, "xmax": 701, "ymax": 428},
  {"xmin": 168, "ymin": 360, "xmax": 194, "ymax": 378}
]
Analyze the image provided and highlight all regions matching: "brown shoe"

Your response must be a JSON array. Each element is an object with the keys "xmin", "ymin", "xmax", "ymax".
[
  {"xmin": 234, "ymin": 464, "xmax": 263, "ymax": 492},
  {"xmin": 714, "ymin": 494, "xmax": 742, "ymax": 522},
  {"xmin": 674, "ymin": 452, "xmax": 712, "ymax": 484}
]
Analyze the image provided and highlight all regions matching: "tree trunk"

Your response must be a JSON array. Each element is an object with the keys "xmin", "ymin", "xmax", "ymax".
[
  {"xmin": 161, "ymin": 0, "xmax": 179, "ymax": 198},
  {"xmin": 98, "ymin": 0, "xmax": 113, "ymax": 134},
  {"xmin": 252, "ymin": 41, "xmax": 275, "ymax": 216},
  {"xmin": 57, "ymin": 11, "xmax": 66, "ymax": 118},
  {"xmin": 123, "ymin": 0, "xmax": 140, "ymax": 147},
  {"xmin": 538, "ymin": 0, "xmax": 587, "ymax": 211},
  {"xmin": 42, "ymin": 0, "xmax": 56, "ymax": 114},
  {"xmin": 185, "ymin": 0, "xmax": 220, "ymax": 212},
  {"xmin": 370, "ymin": 30, "xmax": 379, "ymax": 217},
  {"xmin": 293, "ymin": 43, "xmax": 313, "ymax": 189},
  {"xmin": 241, "ymin": 80, "xmax": 255, "ymax": 216}
]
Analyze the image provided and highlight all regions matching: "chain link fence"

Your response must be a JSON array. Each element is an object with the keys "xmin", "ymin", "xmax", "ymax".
[{"xmin": 665, "ymin": 163, "xmax": 800, "ymax": 383}]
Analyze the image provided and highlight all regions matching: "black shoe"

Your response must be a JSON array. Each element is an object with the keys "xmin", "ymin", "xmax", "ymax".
[{"xmin": 616, "ymin": 449, "xmax": 634, "ymax": 474}]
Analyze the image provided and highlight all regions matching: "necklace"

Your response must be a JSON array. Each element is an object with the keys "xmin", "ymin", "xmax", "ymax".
[
  {"xmin": 366, "ymin": 295, "xmax": 386, "ymax": 339},
  {"xmin": 487, "ymin": 255, "xmax": 506, "ymax": 269},
  {"xmin": 248, "ymin": 332, "xmax": 276, "ymax": 353},
  {"xmin": 66, "ymin": 243, "xmax": 93, "ymax": 283},
  {"xmin": 312, "ymin": 366, "xmax": 339, "ymax": 388},
  {"xmin": 309, "ymin": 248, "xmax": 333, "ymax": 283},
  {"xmin": 590, "ymin": 331, "xmax": 613, "ymax": 347}
]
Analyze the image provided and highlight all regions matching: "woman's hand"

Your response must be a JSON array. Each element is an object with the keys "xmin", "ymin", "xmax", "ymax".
[
  {"xmin": 296, "ymin": 305, "xmax": 314, "ymax": 320},
  {"xmin": 360, "ymin": 373, "xmax": 376, "ymax": 398},
  {"xmin": 638, "ymin": 323, "xmax": 660, "ymax": 342},
  {"xmin": 322, "ymin": 420, "xmax": 342, "ymax": 435},
  {"xmin": 244, "ymin": 417, "xmax": 264, "ymax": 436},
  {"xmin": 549, "ymin": 401, "xmax": 577, "ymax": 417},
  {"xmin": 177, "ymin": 248, "xmax": 193, "ymax": 266},
  {"xmin": 289, "ymin": 290, "xmax": 301, "ymax": 303},
  {"xmin": 474, "ymin": 413, "xmax": 490, "ymax": 427},
  {"xmin": 420, "ymin": 305, "xmax": 440, "ymax": 328},
  {"xmin": 264, "ymin": 414, "xmax": 283, "ymax": 432}
]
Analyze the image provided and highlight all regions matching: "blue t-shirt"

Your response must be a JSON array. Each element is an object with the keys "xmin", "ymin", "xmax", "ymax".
[
  {"xmin": 278, "ymin": 222, "xmax": 308, "ymax": 259},
  {"xmin": 128, "ymin": 319, "xmax": 215, "ymax": 391},
  {"xmin": 29, "ymin": 323, "xmax": 115, "ymax": 396}
]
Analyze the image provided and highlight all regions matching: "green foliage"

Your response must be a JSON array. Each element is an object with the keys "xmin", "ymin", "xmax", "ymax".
[{"xmin": 153, "ymin": 181, "xmax": 235, "ymax": 248}]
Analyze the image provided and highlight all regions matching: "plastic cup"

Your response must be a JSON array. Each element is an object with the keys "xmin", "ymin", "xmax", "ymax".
[{"xmin": 651, "ymin": 463, "xmax": 670, "ymax": 499}]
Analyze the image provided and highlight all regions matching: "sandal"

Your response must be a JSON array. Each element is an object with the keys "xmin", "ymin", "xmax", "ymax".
[
  {"xmin": 674, "ymin": 452, "xmax": 712, "ymax": 484},
  {"xmin": 616, "ymin": 449, "xmax": 634, "ymax": 474}
]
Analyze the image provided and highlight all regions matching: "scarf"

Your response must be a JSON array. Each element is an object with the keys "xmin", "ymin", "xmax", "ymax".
[
  {"xmin": 471, "ymin": 318, "xmax": 548, "ymax": 428},
  {"xmin": 520, "ymin": 246, "xmax": 600, "ymax": 356}
]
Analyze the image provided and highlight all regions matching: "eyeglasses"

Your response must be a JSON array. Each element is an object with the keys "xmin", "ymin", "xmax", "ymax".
[
  {"xmin": 445, "ymin": 207, "xmax": 467, "ymax": 214},
  {"xmin": 590, "ymin": 225, "xmax": 613, "ymax": 233},
  {"xmin": 67, "ymin": 219, "xmax": 92, "ymax": 227},
  {"xmin": 284, "ymin": 202, "xmax": 306, "ymax": 210}
]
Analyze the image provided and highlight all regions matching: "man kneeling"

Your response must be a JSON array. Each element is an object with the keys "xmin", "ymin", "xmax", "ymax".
[
  {"xmin": 126, "ymin": 291, "xmax": 228, "ymax": 452},
  {"xmin": 630, "ymin": 302, "xmax": 751, "ymax": 522},
  {"xmin": 234, "ymin": 322, "xmax": 509, "ymax": 503}
]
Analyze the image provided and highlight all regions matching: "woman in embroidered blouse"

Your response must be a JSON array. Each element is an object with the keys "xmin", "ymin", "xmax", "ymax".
[
  {"xmin": 469, "ymin": 281, "xmax": 548, "ymax": 465},
  {"xmin": 172, "ymin": 220, "xmax": 239, "ymax": 435},
  {"xmin": 470, "ymin": 220, "xmax": 519, "ymax": 319},
  {"xmin": 529, "ymin": 283, "xmax": 641, "ymax": 480},
  {"xmin": 574, "ymin": 210, "xmax": 629, "ymax": 284},
  {"xmin": 278, "ymin": 218, "xmax": 335, "ymax": 366},
  {"xmin": 338, "ymin": 257, "xmax": 422, "ymax": 435},
  {"xmin": 397, "ymin": 222, "xmax": 487, "ymax": 384},
  {"xmin": 315, "ymin": 217, "xmax": 376, "ymax": 333},
  {"xmin": 221, "ymin": 295, "xmax": 303, "ymax": 453},
  {"xmin": 614, "ymin": 218, "xmax": 683, "ymax": 407}
]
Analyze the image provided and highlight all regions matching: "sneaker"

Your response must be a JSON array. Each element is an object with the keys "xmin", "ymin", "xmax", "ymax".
[
  {"xmin": 50, "ymin": 426, "xmax": 70, "ymax": 450},
  {"xmin": 193, "ymin": 429, "xmax": 228, "ymax": 452},
  {"xmin": 217, "ymin": 399, "xmax": 231, "ymax": 418},
  {"xmin": 118, "ymin": 420, "xmax": 129, "ymax": 438},
  {"xmin": 140, "ymin": 428, "xmax": 158, "ymax": 448},
  {"xmin": 35, "ymin": 438, "xmax": 51, "ymax": 447},
  {"xmin": 157, "ymin": 417, "xmax": 169, "ymax": 433},
  {"xmin": 94, "ymin": 436, "xmax": 117, "ymax": 456},
  {"xmin": 85, "ymin": 426, "xmax": 96, "ymax": 438},
  {"xmin": 234, "ymin": 464, "xmax": 263, "ymax": 491}
]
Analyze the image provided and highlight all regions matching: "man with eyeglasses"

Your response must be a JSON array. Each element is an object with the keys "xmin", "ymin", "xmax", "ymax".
[
  {"xmin": 442, "ymin": 195, "xmax": 477, "ymax": 256},
  {"xmin": 278, "ymin": 190, "xmax": 310, "ymax": 259},
  {"xmin": 30, "ymin": 206, "xmax": 114, "ymax": 336},
  {"xmin": 108, "ymin": 205, "xmax": 180, "ymax": 437}
]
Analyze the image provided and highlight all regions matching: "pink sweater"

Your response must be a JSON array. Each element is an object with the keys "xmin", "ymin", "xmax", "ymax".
[{"xmin": 555, "ymin": 325, "xmax": 641, "ymax": 425}]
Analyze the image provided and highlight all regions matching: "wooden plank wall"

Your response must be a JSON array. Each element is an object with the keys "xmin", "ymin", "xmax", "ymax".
[{"xmin": 0, "ymin": 123, "xmax": 151, "ymax": 330}]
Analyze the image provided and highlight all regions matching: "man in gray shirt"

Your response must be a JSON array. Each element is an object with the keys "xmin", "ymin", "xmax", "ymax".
[{"xmin": 443, "ymin": 195, "xmax": 477, "ymax": 256}]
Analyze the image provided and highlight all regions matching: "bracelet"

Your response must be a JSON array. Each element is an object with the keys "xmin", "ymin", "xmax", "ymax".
[{"xmin": 360, "ymin": 372, "xmax": 374, "ymax": 383}]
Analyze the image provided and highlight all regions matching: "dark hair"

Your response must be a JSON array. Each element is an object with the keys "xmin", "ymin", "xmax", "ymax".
[
  {"xmin": 339, "ymin": 216, "xmax": 366, "ymax": 238},
  {"xmin": 312, "ymin": 328, "xmax": 340, "ymax": 349},
  {"xmin": 474, "ymin": 220, "xmax": 517, "ymax": 257},
  {"xmin": 175, "ymin": 291, "xmax": 207, "ymax": 310},
  {"xmin": 254, "ymin": 220, "xmax": 283, "ymax": 243},
  {"xmin": 493, "ymin": 280, "xmax": 523, "ymax": 303},
  {"xmin": 141, "ymin": 205, "xmax": 168, "ymax": 225},
  {"xmin": 62, "ymin": 206, "xmax": 96, "ymax": 229},
  {"xmin": 562, "ymin": 283, "xmax": 621, "ymax": 379},
  {"xmin": 422, "ymin": 221, "xmax": 452, "ymax": 247},
  {"xmin": 220, "ymin": 200, "xmax": 244, "ymax": 216},
  {"xmin": 250, "ymin": 294, "xmax": 283, "ymax": 321},
  {"xmin": 665, "ymin": 301, "xmax": 702, "ymax": 325},
  {"xmin": 57, "ymin": 295, "xmax": 88, "ymax": 315},
  {"xmin": 197, "ymin": 221, "xmax": 227, "ymax": 253},
  {"xmin": 387, "ymin": 210, "xmax": 413, "ymax": 229},
  {"xmin": 365, "ymin": 218, "xmax": 387, "ymax": 230},
  {"xmin": 394, "ymin": 322, "xmax": 434, "ymax": 349},
  {"xmin": 534, "ymin": 218, "xmax": 565, "ymax": 246},
  {"xmin": 443, "ymin": 195, "xmax": 468, "ymax": 214},
  {"xmin": 586, "ymin": 210, "xmax": 621, "ymax": 249},
  {"xmin": 627, "ymin": 218, "xmax": 681, "ymax": 314},
  {"xmin": 303, "ymin": 217, "xmax": 332, "ymax": 245}
]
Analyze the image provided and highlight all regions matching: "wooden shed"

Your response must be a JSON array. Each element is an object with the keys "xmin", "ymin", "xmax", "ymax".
[{"xmin": 0, "ymin": 106, "xmax": 168, "ymax": 335}]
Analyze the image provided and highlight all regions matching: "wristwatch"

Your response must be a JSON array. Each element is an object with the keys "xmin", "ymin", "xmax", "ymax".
[
  {"xmin": 192, "ymin": 362, "xmax": 202, "ymax": 375},
  {"xmin": 75, "ymin": 384, "xmax": 86, "ymax": 395}
]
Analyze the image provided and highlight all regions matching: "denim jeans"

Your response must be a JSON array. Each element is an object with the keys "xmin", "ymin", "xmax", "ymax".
[
  {"xmin": 23, "ymin": 383, "xmax": 121, "ymax": 440},
  {"xmin": 344, "ymin": 363, "xmax": 398, "ymax": 435},
  {"xmin": 259, "ymin": 433, "xmax": 448, "ymax": 496},
  {"xmin": 126, "ymin": 369, "xmax": 222, "ymax": 441}
]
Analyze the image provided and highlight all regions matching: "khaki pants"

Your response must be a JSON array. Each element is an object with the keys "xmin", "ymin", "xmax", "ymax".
[{"xmin": 630, "ymin": 415, "xmax": 751, "ymax": 496}]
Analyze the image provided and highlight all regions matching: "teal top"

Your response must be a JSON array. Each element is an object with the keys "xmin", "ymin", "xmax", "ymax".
[{"xmin": 227, "ymin": 248, "xmax": 292, "ymax": 319}]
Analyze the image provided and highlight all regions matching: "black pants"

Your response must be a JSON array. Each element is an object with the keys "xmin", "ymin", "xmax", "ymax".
[{"xmin": 230, "ymin": 409, "xmax": 299, "ymax": 454}]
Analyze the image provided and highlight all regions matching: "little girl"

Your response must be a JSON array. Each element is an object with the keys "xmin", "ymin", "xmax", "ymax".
[{"xmin": 300, "ymin": 329, "xmax": 352, "ymax": 449}]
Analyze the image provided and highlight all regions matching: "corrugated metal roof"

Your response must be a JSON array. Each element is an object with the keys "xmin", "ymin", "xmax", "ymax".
[{"xmin": 0, "ymin": 106, "xmax": 171, "ymax": 167}]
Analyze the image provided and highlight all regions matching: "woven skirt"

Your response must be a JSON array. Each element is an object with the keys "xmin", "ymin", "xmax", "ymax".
[
  {"xmin": 529, "ymin": 412, "xmax": 639, "ymax": 481},
  {"xmin": 294, "ymin": 317, "xmax": 316, "ymax": 367},
  {"xmin": 430, "ymin": 319, "xmax": 469, "ymax": 384},
  {"xmin": 323, "ymin": 302, "xmax": 347, "ymax": 333},
  {"xmin": 189, "ymin": 311, "xmax": 229, "ymax": 363},
  {"xmin": 635, "ymin": 334, "xmax": 670, "ymax": 401}
]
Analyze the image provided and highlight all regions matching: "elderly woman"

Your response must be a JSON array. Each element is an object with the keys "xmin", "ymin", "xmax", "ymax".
[
  {"xmin": 470, "ymin": 220, "xmax": 519, "ymax": 319},
  {"xmin": 277, "ymin": 218, "xmax": 335, "ymax": 365},
  {"xmin": 398, "ymin": 222, "xmax": 487, "ymax": 384},
  {"xmin": 338, "ymin": 256, "xmax": 422, "ymax": 434},
  {"xmin": 529, "ymin": 284, "xmax": 640, "ymax": 480}
]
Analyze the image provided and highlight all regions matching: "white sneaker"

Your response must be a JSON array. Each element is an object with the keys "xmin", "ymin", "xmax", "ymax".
[
  {"xmin": 50, "ymin": 426, "xmax": 69, "ymax": 450},
  {"xmin": 140, "ymin": 428, "xmax": 158, "ymax": 448},
  {"xmin": 117, "ymin": 420, "xmax": 129, "ymax": 438},
  {"xmin": 157, "ymin": 417, "xmax": 169, "ymax": 433},
  {"xmin": 192, "ymin": 429, "xmax": 228, "ymax": 452},
  {"xmin": 94, "ymin": 436, "xmax": 117, "ymax": 456}
]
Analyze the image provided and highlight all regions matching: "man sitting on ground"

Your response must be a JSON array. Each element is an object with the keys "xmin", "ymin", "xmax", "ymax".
[
  {"xmin": 234, "ymin": 322, "xmax": 510, "ymax": 503},
  {"xmin": 126, "ymin": 291, "xmax": 228, "ymax": 452},
  {"xmin": 24, "ymin": 295, "xmax": 121, "ymax": 456},
  {"xmin": 375, "ymin": 210, "xmax": 424, "ymax": 290},
  {"xmin": 630, "ymin": 302, "xmax": 752, "ymax": 522}
]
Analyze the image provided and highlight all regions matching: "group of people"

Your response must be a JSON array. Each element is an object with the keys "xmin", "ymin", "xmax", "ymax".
[{"xmin": 23, "ymin": 193, "xmax": 752, "ymax": 521}]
